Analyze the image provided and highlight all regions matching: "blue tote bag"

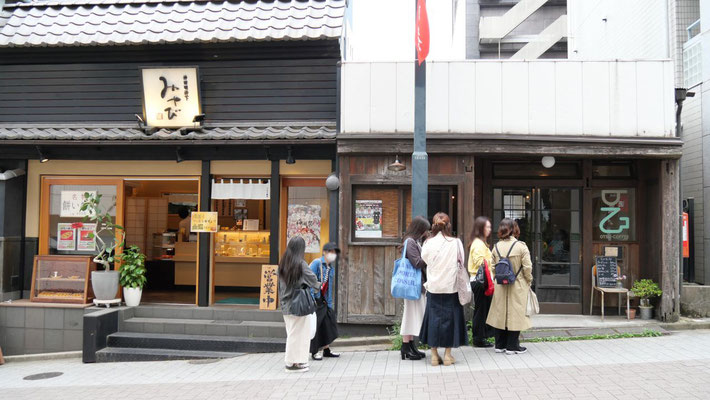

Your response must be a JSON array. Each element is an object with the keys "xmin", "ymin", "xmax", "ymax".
[{"xmin": 391, "ymin": 239, "xmax": 422, "ymax": 300}]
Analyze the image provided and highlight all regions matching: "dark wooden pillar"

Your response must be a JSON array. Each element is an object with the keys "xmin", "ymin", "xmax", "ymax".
[
  {"xmin": 582, "ymin": 160, "xmax": 593, "ymax": 314},
  {"xmin": 197, "ymin": 160, "xmax": 211, "ymax": 307},
  {"xmin": 329, "ymin": 158, "xmax": 339, "ymax": 312},
  {"xmin": 269, "ymin": 160, "xmax": 280, "ymax": 266},
  {"xmin": 660, "ymin": 159, "xmax": 680, "ymax": 322}
]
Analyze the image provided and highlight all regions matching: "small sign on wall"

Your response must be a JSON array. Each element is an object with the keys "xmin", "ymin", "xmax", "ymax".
[
  {"xmin": 141, "ymin": 67, "xmax": 201, "ymax": 128},
  {"xmin": 60, "ymin": 191, "xmax": 95, "ymax": 217},
  {"xmin": 259, "ymin": 265, "xmax": 279, "ymax": 310},
  {"xmin": 190, "ymin": 212, "xmax": 218, "ymax": 233}
]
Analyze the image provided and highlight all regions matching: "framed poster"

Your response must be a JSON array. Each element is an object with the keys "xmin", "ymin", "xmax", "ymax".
[
  {"xmin": 190, "ymin": 211, "xmax": 218, "ymax": 232},
  {"xmin": 60, "ymin": 191, "xmax": 95, "ymax": 217},
  {"xmin": 355, "ymin": 200, "xmax": 383, "ymax": 238},
  {"xmin": 77, "ymin": 223, "xmax": 97, "ymax": 252},
  {"xmin": 57, "ymin": 223, "xmax": 76, "ymax": 251},
  {"xmin": 287, "ymin": 205, "xmax": 321, "ymax": 253}
]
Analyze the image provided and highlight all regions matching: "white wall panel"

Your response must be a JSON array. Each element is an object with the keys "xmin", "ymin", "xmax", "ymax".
[
  {"xmin": 448, "ymin": 62, "xmax": 476, "ymax": 133},
  {"xmin": 528, "ymin": 61, "xmax": 556, "ymax": 135},
  {"xmin": 395, "ymin": 63, "xmax": 414, "ymax": 133},
  {"xmin": 582, "ymin": 62, "xmax": 611, "ymax": 135},
  {"xmin": 555, "ymin": 62, "xmax": 584, "ymax": 135},
  {"xmin": 341, "ymin": 63, "xmax": 371, "ymax": 133},
  {"xmin": 609, "ymin": 62, "xmax": 638, "ymax": 136},
  {"xmin": 636, "ymin": 61, "xmax": 666, "ymax": 137},
  {"xmin": 475, "ymin": 62, "xmax": 502, "ymax": 134},
  {"xmin": 369, "ymin": 63, "xmax": 397, "ymax": 133},
  {"xmin": 426, "ymin": 62, "xmax": 450, "ymax": 133},
  {"xmin": 501, "ymin": 62, "xmax": 529, "ymax": 134}
]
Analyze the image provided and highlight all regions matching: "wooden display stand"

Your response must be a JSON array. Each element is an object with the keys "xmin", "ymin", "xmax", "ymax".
[{"xmin": 30, "ymin": 255, "xmax": 96, "ymax": 304}]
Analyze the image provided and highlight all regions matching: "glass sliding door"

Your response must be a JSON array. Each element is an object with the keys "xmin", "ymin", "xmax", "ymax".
[{"xmin": 493, "ymin": 187, "xmax": 582, "ymax": 313}]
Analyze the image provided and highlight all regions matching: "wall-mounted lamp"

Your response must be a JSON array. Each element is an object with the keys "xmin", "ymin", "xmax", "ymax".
[
  {"xmin": 176, "ymin": 147, "xmax": 184, "ymax": 163},
  {"xmin": 286, "ymin": 146, "xmax": 295, "ymax": 164},
  {"xmin": 134, "ymin": 114, "xmax": 145, "ymax": 130},
  {"xmin": 387, "ymin": 155, "xmax": 406, "ymax": 172},
  {"xmin": 36, "ymin": 146, "xmax": 49, "ymax": 163},
  {"xmin": 325, "ymin": 173, "xmax": 340, "ymax": 191},
  {"xmin": 192, "ymin": 114, "xmax": 205, "ymax": 128},
  {"xmin": 541, "ymin": 156, "xmax": 555, "ymax": 169}
]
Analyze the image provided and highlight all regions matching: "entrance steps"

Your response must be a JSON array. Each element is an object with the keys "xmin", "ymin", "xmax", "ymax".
[{"xmin": 96, "ymin": 305, "xmax": 286, "ymax": 362}]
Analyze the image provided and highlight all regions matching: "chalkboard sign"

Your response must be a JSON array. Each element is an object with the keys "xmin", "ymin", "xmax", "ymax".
[{"xmin": 595, "ymin": 256, "xmax": 618, "ymax": 288}]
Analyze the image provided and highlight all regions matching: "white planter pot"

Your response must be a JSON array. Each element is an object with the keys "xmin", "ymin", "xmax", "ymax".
[
  {"xmin": 123, "ymin": 286, "xmax": 143, "ymax": 307},
  {"xmin": 92, "ymin": 270, "xmax": 119, "ymax": 300}
]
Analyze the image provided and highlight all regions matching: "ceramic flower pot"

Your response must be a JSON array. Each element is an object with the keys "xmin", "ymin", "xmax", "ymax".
[
  {"xmin": 91, "ymin": 270, "xmax": 119, "ymax": 300},
  {"xmin": 639, "ymin": 305, "xmax": 653, "ymax": 320},
  {"xmin": 626, "ymin": 308, "xmax": 636, "ymax": 319},
  {"xmin": 123, "ymin": 286, "xmax": 143, "ymax": 307}
]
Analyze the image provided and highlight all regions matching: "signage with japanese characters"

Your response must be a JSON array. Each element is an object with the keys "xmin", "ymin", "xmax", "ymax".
[
  {"xmin": 141, "ymin": 67, "xmax": 201, "ymax": 128},
  {"xmin": 60, "ymin": 191, "xmax": 95, "ymax": 217},
  {"xmin": 57, "ymin": 223, "xmax": 76, "ymax": 251},
  {"xmin": 190, "ymin": 211, "xmax": 218, "ymax": 233},
  {"xmin": 259, "ymin": 265, "xmax": 279, "ymax": 310},
  {"xmin": 77, "ymin": 223, "xmax": 97, "ymax": 252}
]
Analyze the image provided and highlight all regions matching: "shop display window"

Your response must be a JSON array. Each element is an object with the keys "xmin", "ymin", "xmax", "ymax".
[
  {"xmin": 286, "ymin": 184, "xmax": 329, "ymax": 263},
  {"xmin": 30, "ymin": 255, "xmax": 95, "ymax": 304},
  {"xmin": 215, "ymin": 231, "xmax": 271, "ymax": 259},
  {"xmin": 592, "ymin": 188, "xmax": 636, "ymax": 242}
]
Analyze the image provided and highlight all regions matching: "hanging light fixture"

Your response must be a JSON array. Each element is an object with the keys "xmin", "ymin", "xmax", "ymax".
[
  {"xmin": 36, "ymin": 146, "xmax": 49, "ymax": 163},
  {"xmin": 286, "ymin": 146, "xmax": 296, "ymax": 164},
  {"xmin": 388, "ymin": 155, "xmax": 406, "ymax": 172},
  {"xmin": 541, "ymin": 156, "xmax": 556, "ymax": 169}
]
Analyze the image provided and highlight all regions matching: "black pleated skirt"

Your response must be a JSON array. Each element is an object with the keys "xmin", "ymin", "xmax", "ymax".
[
  {"xmin": 310, "ymin": 299, "xmax": 339, "ymax": 354},
  {"xmin": 419, "ymin": 292, "xmax": 468, "ymax": 348}
]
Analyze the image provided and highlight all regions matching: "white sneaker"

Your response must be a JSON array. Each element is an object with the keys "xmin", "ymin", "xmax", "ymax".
[
  {"xmin": 285, "ymin": 363, "xmax": 309, "ymax": 373},
  {"xmin": 494, "ymin": 348, "xmax": 506, "ymax": 353},
  {"xmin": 312, "ymin": 350, "xmax": 323, "ymax": 361},
  {"xmin": 505, "ymin": 347, "xmax": 527, "ymax": 355}
]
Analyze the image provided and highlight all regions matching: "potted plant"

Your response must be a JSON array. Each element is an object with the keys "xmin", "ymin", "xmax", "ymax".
[
  {"xmin": 118, "ymin": 245, "xmax": 147, "ymax": 307},
  {"xmin": 81, "ymin": 192, "xmax": 125, "ymax": 301},
  {"xmin": 631, "ymin": 279, "xmax": 662, "ymax": 320},
  {"xmin": 615, "ymin": 274, "xmax": 627, "ymax": 288}
]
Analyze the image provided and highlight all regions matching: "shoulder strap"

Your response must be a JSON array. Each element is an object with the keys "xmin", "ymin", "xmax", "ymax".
[
  {"xmin": 401, "ymin": 238, "xmax": 409, "ymax": 259},
  {"xmin": 505, "ymin": 240, "xmax": 518, "ymax": 258},
  {"xmin": 494, "ymin": 243, "xmax": 501, "ymax": 259}
]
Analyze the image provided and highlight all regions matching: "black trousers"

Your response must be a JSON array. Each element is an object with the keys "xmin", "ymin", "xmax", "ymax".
[
  {"xmin": 470, "ymin": 281, "xmax": 492, "ymax": 345},
  {"xmin": 494, "ymin": 328, "xmax": 521, "ymax": 351}
]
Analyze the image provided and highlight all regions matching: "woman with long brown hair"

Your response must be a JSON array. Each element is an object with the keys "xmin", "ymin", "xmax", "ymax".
[
  {"xmin": 468, "ymin": 216, "xmax": 494, "ymax": 347},
  {"xmin": 278, "ymin": 236, "xmax": 320, "ymax": 372},
  {"xmin": 419, "ymin": 212, "xmax": 468, "ymax": 366},
  {"xmin": 487, "ymin": 218, "xmax": 533, "ymax": 355},
  {"xmin": 398, "ymin": 216, "xmax": 430, "ymax": 361}
]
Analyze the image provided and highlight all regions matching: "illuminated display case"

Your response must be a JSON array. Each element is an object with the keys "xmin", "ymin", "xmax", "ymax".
[
  {"xmin": 215, "ymin": 230, "xmax": 270, "ymax": 258},
  {"xmin": 30, "ymin": 255, "xmax": 95, "ymax": 304}
]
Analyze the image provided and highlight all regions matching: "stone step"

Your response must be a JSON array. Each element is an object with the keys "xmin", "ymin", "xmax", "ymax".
[
  {"xmin": 95, "ymin": 346, "xmax": 243, "ymax": 363},
  {"xmin": 107, "ymin": 331, "xmax": 285, "ymax": 353},
  {"xmin": 132, "ymin": 305, "xmax": 284, "ymax": 323},
  {"xmin": 121, "ymin": 317, "xmax": 287, "ymax": 338}
]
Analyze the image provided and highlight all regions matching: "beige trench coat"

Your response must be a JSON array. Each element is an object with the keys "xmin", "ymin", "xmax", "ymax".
[{"xmin": 485, "ymin": 237, "xmax": 533, "ymax": 331}]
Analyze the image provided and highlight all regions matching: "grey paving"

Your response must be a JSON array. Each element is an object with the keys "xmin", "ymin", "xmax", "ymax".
[{"xmin": 0, "ymin": 330, "xmax": 709, "ymax": 399}]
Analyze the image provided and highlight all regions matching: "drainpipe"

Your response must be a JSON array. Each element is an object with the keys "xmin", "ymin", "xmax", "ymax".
[{"xmin": 675, "ymin": 88, "xmax": 694, "ymax": 302}]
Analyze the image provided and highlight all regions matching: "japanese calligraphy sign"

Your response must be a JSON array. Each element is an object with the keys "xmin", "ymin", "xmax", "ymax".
[
  {"xmin": 141, "ymin": 67, "xmax": 201, "ymax": 128},
  {"xmin": 259, "ymin": 264, "xmax": 279, "ymax": 310},
  {"xmin": 190, "ymin": 212, "xmax": 218, "ymax": 233},
  {"xmin": 60, "ymin": 191, "xmax": 95, "ymax": 217}
]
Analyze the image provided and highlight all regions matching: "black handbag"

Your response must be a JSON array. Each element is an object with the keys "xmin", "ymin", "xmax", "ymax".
[{"xmin": 290, "ymin": 285, "xmax": 316, "ymax": 316}]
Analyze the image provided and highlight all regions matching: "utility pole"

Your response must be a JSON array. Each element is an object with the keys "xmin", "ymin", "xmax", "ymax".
[{"xmin": 412, "ymin": 0, "xmax": 428, "ymax": 219}]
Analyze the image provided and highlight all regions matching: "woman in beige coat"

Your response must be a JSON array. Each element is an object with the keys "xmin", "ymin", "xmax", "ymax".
[{"xmin": 486, "ymin": 218, "xmax": 533, "ymax": 355}]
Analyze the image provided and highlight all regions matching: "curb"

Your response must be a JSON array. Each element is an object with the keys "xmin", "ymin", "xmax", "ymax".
[
  {"xmin": 332, "ymin": 336, "xmax": 392, "ymax": 347},
  {"xmin": 3, "ymin": 351, "xmax": 82, "ymax": 364}
]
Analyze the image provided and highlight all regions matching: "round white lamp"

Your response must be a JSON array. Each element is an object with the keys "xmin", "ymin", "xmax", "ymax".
[{"xmin": 541, "ymin": 156, "xmax": 556, "ymax": 169}]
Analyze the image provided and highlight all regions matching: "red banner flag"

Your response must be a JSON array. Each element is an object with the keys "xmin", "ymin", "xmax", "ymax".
[{"xmin": 416, "ymin": 0, "xmax": 430, "ymax": 65}]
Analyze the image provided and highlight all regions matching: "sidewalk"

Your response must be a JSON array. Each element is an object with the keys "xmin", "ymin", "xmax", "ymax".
[{"xmin": 1, "ymin": 330, "xmax": 709, "ymax": 399}]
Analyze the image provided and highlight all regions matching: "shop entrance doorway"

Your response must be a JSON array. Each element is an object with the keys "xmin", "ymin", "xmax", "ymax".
[{"xmin": 492, "ymin": 187, "xmax": 582, "ymax": 314}]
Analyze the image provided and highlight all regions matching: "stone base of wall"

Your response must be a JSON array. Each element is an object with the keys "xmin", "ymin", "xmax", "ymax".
[
  {"xmin": 0, "ymin": 300, "xmax": 91, "ymax": 356},
  {"xmin": 681, "ymin": 284, "xmax": 710, "ymax": 317}
]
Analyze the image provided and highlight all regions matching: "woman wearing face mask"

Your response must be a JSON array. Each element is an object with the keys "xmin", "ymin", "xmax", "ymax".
[
  {"xmin": 399, "ymin": 216, "xmax": 431, "ymax": 361},
  {"xmin": 309, "ymin": 242, "xmax": 341, "ymax": 361}
]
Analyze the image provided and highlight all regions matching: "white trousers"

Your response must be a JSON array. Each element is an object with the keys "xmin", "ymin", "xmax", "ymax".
[
  {"xmin": 400, "ymin": 294, "xmax": 427, "ymax": 336},
  {"xmin": 283, "ymin": 314, "xmax": 310, "ymax": 365}
]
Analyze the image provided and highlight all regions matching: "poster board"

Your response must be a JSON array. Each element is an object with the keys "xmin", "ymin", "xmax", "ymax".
[
  {"xmin": 286, "ymin": 205, "xmax": 322, "ymax": 253},
  {"xmin": 190, "ymin": 211, "xmax": 218, "ymax": 232},
  {"xmin": 354, "ymin": 200, "xmax": 383, "ymax": 238},
  {"xmin": 595, "ymin": 256, "xmax": 618, "ymax": 288},
  {"xmin": 57, "ymin": 223, "xmax": 76, "ymax": 251},
  {"xmin": 77, "ymin": 223, "xmax": 97, "ymax": 252},
  {"xmin": 259, "ymin": 264, "xmax": 279, "ymax": 310}
]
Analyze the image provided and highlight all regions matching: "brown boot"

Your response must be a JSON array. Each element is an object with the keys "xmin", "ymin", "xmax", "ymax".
[
  {"xmin": 443, "ymin": 348, "xmax": 455, "ymax": 366},
  {"xmin": 430, "ymin": 347, "xmax": 441, "ymax": 366}
]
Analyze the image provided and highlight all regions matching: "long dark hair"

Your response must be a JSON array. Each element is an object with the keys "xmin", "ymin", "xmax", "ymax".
[
  {"xmin": 278, "ymin": 236, "xmax": 306, "ymax": 286},
  {"xmin": 471, "ymin": 216, "xmax": 491, "ymax": 243},
  {"xmin": 400, "ymin": 216, "xmax": 431, "ymax": 250},
  {"xmin": 431, "ymin": 212, "xmax": 453, "ymax": 237}
]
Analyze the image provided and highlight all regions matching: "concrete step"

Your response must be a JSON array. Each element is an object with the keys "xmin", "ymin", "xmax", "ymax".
[
  {"xmin": 122, "ymin": 317, "xmax": 287, "ymax": 338},
  {"xmin": 132, "ymin": 305, "xmax": 284, "ymax": 323},
  {"xmin": 107, "ymin": 331, "xmax": 285, "ymax": 353},
  {"xmin": 95, "ymin": 346, "xmax": 243, "ymax": 363}
]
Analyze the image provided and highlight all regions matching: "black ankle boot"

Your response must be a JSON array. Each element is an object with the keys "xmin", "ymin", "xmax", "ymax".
[
  {"xmin": 411, "ymin": 340, "xmax": 425, "ymax": 358},
  {"xmin": 400, "ymin": 342, "xmax": 421, "ymax": 360}
]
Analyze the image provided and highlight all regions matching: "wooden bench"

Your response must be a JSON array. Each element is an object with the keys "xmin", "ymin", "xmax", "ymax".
[{"xmin": 591, "ymin": 265, "xmax": 630, "ymax": 322}]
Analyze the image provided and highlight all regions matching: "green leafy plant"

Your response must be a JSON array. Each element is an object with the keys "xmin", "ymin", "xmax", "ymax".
[
  {"xmin": 80, "ymin": 192, "xmax": 125, "ymax": 271},
  {"xmin": 523, "ymin": 329, "xmax": 662, "ymax": 343},
  {"xmin": 118, "ymin": 245, "xmax": 147, "ymax": 289},
  {"xmin": 631, "ymin": 279, "xmax": 662, "ymax": 306}
]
